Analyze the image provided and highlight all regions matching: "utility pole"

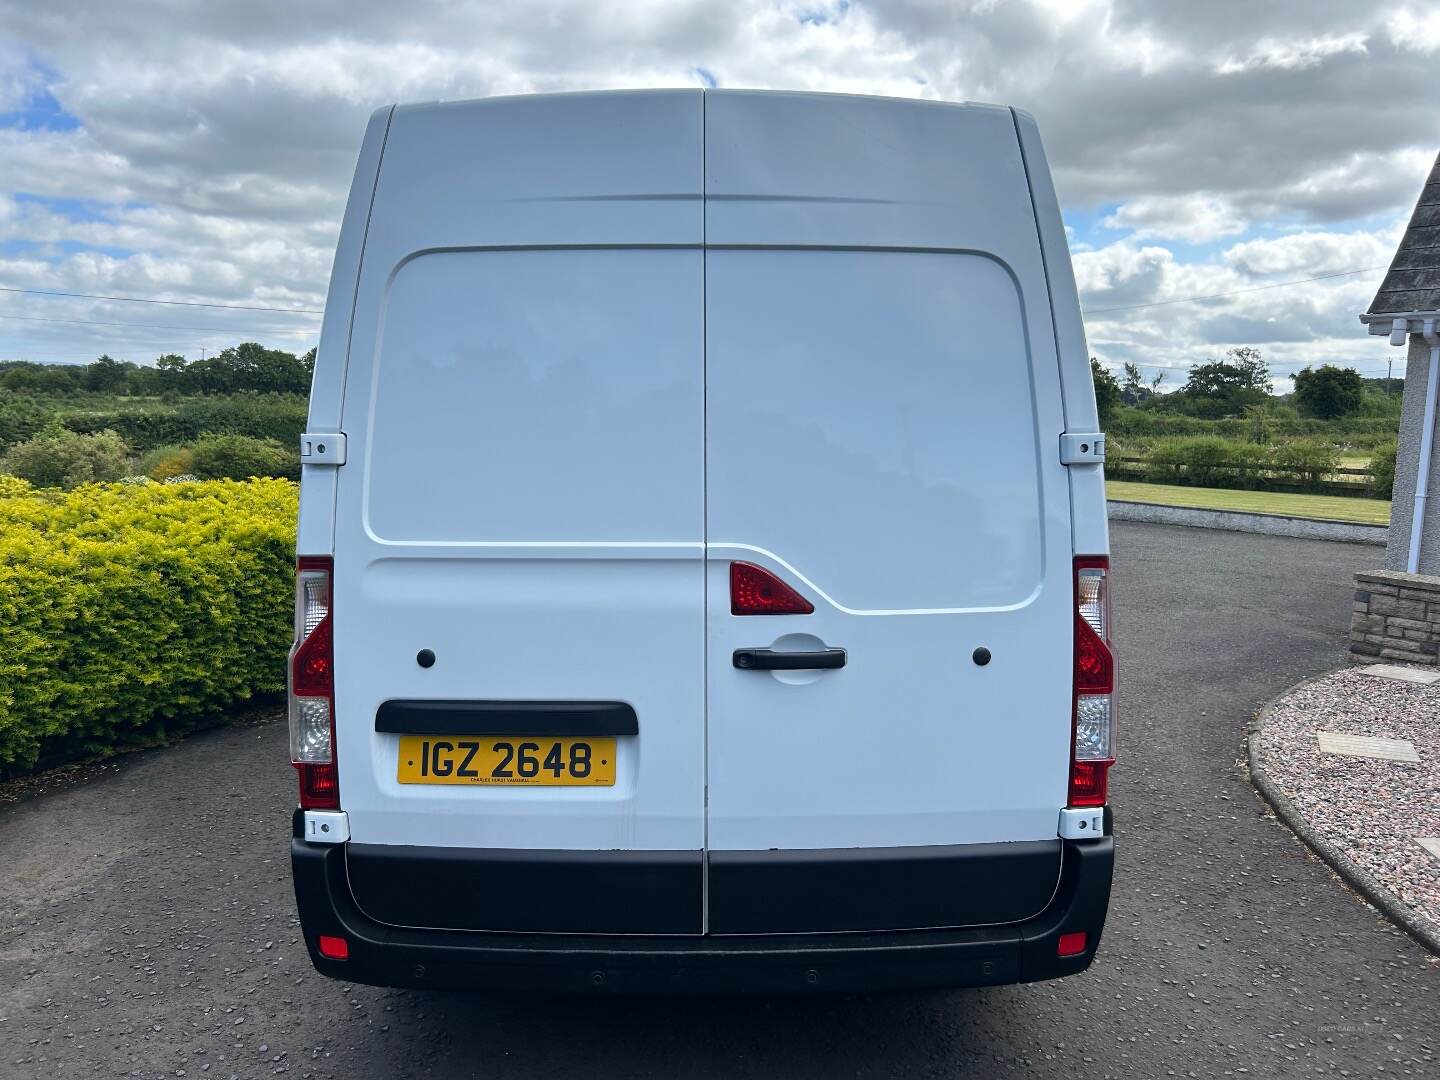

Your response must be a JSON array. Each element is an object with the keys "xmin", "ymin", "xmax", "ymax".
[{"xmin": 1387, "ymin": 357, "xmax": 1393, "ymax": 395}]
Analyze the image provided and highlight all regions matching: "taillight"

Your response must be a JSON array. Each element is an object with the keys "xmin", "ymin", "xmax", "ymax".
[
  {"xmin": 730, "ymin": 561, "xmax": 815, "ymax": 615},
  {"xmin": 289, "ymin": 556, "xmax": 338, "ymax": 809},
  {"xmin": 1070, "ymin": 556, "xmax": 1114, "ymax": 808}
]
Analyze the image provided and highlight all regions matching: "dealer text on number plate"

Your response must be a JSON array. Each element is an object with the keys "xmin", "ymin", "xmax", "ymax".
[{"xmin": 396, "ymin": 736, "xmax": 616, "ymax": 786}]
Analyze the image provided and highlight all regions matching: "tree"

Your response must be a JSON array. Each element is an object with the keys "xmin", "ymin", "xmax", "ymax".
[
  {"xmin": 184, "ymin": 342, "xmax": 310, "ymax": 395},
  {"xmin": 1180, "ymin": 346, "xmax": 1270, "ymax": 418},
  {"xmin": 1292, "ymin": 364, "xmax": 1363, "ymax": 419},
  {"xmin": 85, "ymin": 354, "xmax": 133, "ymax": 393},
  {"xmin": 1090, "ymin": 358, "xmax": 1121, "ymax": 426},
  {"xmin": 1121, "ymin": 362, "xmax": 1148, "ymax": 404}
]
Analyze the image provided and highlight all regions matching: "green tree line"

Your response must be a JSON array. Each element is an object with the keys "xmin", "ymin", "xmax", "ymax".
[{"xmin": 0, "ymin": 342, "xmax": 315, "ymax": 397}]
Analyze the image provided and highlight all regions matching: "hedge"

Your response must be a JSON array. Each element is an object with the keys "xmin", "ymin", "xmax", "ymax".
[
  {"xmin": 1110, "ymin": 436, "xmax": 1349, "ymax": 494},
  {"xmin": 0, "ymin": 477, "xmax": 297, "ymax": 774},
  {"xmin": 57, "ymin": 394, "xmax": 308, "ymax": 453},
  {"xmin": 1108, "ymin": 406, "xmax": 1400, "ymax": 448}
]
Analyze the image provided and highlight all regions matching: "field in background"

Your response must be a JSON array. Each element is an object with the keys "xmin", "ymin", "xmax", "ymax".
[{"xmin": 1106, "ymin": 480, "xmax": 1391, "ymax": 525}]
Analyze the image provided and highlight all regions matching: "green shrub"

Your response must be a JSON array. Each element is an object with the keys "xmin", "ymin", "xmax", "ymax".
[
  {"xmin": 0, "ymin": 396, "xmax": 53, "ymax": 451},
  {"xmin": 1145, "ymin": 436, "xmax": 1266, "ymax": 488},
  {"xmin": 57, "ymin": 393, "xmax": 308, "ymax": 452},
  {"xmin": 0, "ymin": 477, "xmax": 297, "ymax": 773},
  {"xmin": 190, "ymin": 433, "xmax": 299, "ymax": 480},
  {"xmin": 1267, "ymin": 439, "xmax": 1339, "ymax": 491},
  {"xmin": 0, "ymin": 427, "xmax": 132, "ymax": 488},
  {"xmin": 140, "ymin": 443, "xmax": 195, "ymax": 481},
  {"xmin": 1370, "ymin": 439, "xmax": 1398, "ymax": 499}
]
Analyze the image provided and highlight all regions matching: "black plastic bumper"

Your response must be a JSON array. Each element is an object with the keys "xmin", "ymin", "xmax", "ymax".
[{"xmin": 290, "ymin": 815, "xmax": 1114, "ymax": 994}]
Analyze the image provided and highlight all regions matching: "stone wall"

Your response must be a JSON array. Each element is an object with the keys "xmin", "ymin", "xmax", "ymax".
[{"xmin": 1350, "ymin": 569, "xmax": 1440, "ymax": 665}]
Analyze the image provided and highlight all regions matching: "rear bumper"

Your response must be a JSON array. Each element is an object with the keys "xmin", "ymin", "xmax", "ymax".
[{"xmin": 290, "ymin": 814, "xmax": 1114, "ymax": 994}]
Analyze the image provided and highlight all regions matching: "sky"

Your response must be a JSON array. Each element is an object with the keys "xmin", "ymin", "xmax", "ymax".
[{"xmin": 1, "ymin": 0, "xmax": 1438, "ymax": 389}]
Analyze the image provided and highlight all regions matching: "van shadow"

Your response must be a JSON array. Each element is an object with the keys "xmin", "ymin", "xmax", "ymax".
[{"xmin": 364, "ymin": 984, "xmax": 1024, "ymax": 1078}]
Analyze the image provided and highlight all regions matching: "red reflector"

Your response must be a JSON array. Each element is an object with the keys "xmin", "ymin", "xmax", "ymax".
[
  {"xmin": 1057, "ymin": 931, "xmax": 1087, "ymax": 958},
  {"xmin": 1074, "ymin": 615, "xmax": 1113, "ymax": 693},
  {"xmin": 1068, "ymin": 759, "xmax": 1110, "ymax": 808},
  {"xmin": 297, "ymin": 762, "xmax": 340, "ymax": 810},
  {"xmin": 317, "ymin": 934, "xmax": 349, "ymax": 960},
  {"xmin": 730, "ymin": 562, "xmax": 814, "ymax": 616},
  {"xmin": 291, "ymin": 616, "xmax": 334, "ymax": 696}
]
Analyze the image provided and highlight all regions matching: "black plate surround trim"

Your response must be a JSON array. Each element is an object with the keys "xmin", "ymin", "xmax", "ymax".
[{"xmin": 375, "ymin": 699, "xmax": 638, "ymax": 737}]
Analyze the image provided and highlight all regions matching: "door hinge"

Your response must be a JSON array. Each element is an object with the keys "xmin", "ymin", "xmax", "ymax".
[
  {"xmin": 1059, "ymin": 432, "xmax": 1105, "ymax": 466},
  {"xmin": 300, "ymin": 432, "xmax": 347, "ymax": 466},
  {"xmin": 1058, "ymin": 806, "xmax": 1104, "ymax": 840},
  {"xmin": 302, "ymin": 809, "xmax": 350, "ymax": 844}
]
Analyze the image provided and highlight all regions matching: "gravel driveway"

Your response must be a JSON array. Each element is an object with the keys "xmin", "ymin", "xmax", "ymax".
[
  {"xmin": 1, "ymin": 522, "xmax": 1436, "ymax": 1079},
  {"xmin": 1256, "ymin": 667, "xmax": 1440, "ymax": 941}
]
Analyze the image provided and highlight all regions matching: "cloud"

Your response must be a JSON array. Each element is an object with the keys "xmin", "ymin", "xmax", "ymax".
[
  {"xmin": 1102, "ymin": 195, "xmax": 1248, "ymax": 243},
  {"xmin": 1223, "ymin": 229, "xmax": 1399, "ymax": 277},
  {"xmin": 0, "ymin": 0, "xmax": 1434, "ymax": 377},
  {"xmin": 1215, "ymin": 32, "xmax": 1369, "ymax": 73}
]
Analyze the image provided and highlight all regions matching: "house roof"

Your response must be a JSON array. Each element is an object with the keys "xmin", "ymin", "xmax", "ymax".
[{"xmin": 1367, "ymin": 150, "xmax": 1440, "ymax": 318}]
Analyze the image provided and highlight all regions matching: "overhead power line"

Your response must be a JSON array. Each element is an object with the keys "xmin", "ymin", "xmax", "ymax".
[
  {"xmin": 0, "ymin": 284, "xmax": 323, "ymax": 315},
  {"xmin": 0, "ymin": 311, "xmax": 317, "ymax": 336},
  {"xmin": 1083, "ymin": 265, "xmax": 1388, "ymax": 315}
]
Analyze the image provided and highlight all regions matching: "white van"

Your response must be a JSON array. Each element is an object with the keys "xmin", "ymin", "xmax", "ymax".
[{"xmin": 289, "ymin": 89, "xmax": 1115, "ymax": 992}]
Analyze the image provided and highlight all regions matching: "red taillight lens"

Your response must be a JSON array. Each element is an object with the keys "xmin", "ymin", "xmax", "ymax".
[
  {"xmin": 317, "ymin": 934, "xmax": 349, "ymax": 960},
  {"xmin": 289, "ymin": 556, "xmax": 338, "ymax": 809},
  {"xmin": 1070, "ymin": 556, "xmax": 1114, "ymax": 809},
  {"xmin": 298, "ymin": 762, "xmax": 339, "ymax": 806},
  {"xmin": 1068, "ymin": 760, "xmax": 1109, "ymax": 808},
  {"xmin": 730, "ymin": 561, "xmax": 814, "ymax": 616},
  {"xmin": 1057, "ymin": 931, "xmax": 1088, "ymax": 958}
]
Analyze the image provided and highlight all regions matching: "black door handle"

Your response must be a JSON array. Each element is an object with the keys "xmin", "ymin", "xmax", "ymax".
[{"xmin": 733, "ymin": 648, "xmax": 846, "ymax": 671}]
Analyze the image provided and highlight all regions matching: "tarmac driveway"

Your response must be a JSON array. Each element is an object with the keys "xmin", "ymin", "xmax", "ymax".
[{"xmin": 1, "ymin": 521, "xmax": 1434, "ymax": 1078}]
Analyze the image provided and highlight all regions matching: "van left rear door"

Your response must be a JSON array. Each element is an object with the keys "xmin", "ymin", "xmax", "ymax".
[{"xmin": 329, "ymin": 92, "xmax": 707, "ymax": 936}]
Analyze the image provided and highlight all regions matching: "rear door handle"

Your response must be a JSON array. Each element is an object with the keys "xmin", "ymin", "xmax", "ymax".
[{"xmin": 733, "ymin": 648, "xmax": 846, "ymax": 671}]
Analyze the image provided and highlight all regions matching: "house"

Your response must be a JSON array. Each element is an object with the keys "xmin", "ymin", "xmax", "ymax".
[{"xmin": 1351, "ymin": 150, "xmax": 1440, "ymax": 666}]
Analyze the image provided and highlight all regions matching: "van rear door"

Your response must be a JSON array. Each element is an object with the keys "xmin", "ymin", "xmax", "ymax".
[
  {"xmin": 329, "ymin": 92, "xmax": 707, "ymax": 935},
  {"xmin": 702, "ymin": 92, "xmax": 1074, "ymax": 934}
]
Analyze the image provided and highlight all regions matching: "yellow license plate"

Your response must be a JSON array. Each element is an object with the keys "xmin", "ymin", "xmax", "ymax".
[{"xmin": 396, "ymin": 736, "xmax": 616, "ymax": 786}]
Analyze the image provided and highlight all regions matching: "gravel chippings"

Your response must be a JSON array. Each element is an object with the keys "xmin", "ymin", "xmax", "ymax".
[{"xmin": 1257, "ymin": 665, "xmax": 1440, "ymax": 940}]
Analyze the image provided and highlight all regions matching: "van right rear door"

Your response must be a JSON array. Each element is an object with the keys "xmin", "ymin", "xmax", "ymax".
[{"xmin": 702, "ymin": 91, "xmax": 1075, "ymax": 935}]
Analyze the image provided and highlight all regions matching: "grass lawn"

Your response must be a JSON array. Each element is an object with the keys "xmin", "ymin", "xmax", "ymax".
[{"xmin": 1107, "ymin": 480, "xmax": 1391, "ymax": 526}]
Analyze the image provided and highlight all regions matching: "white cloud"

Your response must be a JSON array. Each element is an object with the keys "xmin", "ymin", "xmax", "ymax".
[
  {"xmin": 1216, "ymin": 32, "xmax": 1369, "ymax": 74},
  {"xmin": 1222, "ymin": 229, "xmax": 1398, "ymax": 278},
  {"xmin": 1103, "ymin": 195, "xmax": 1248, "ymax": 243},
  {"xmin": 1387, "ymin": 6, "xmax": 1440, "ymax": 52}
]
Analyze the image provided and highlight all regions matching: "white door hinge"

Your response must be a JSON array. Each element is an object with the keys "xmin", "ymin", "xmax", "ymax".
[
  {"xmin": 300, "ymin": 432, "xmax": 347, "ymax": 466},
  {"xmin": 302, "ymin": 810, "xmax": 350, "ymax": 844},
  {"xmin": 1060, "ymin": 432, "xmax": 1105, "ymax": 466},
  {"xmin": 1058, "ymin": 806, "xmax": 1105, "ymax": 840}
]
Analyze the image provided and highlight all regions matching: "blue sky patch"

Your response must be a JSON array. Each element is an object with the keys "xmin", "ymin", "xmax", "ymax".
[
  {"xmin": 11, "ymin": 192, "xmax": 130, "ymax": 225},
  {"xmin": 0, "ymin": 84, "xmax": 80, "ymax": 133}
]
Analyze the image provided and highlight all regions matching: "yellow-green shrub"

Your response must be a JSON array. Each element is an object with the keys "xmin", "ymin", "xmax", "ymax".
[
  {"xmin": 140, "ymin": 443, "xmax": 195, "ymax": 481},
  {"xmin": 0, "ymin": 477, "xmax": 297, "ymax": 773}
]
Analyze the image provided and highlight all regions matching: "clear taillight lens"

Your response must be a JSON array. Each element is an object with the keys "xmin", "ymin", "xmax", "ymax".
[
  {"xmin": 289, "ymin": 556, "xmax": 338, "ymax": 808},
  {"xmin": 1070, "ymin": 556, "xmax": 1115, "ymax": 808},
  {"xmin": 1077, "ymin": 566, "xmax": 1106, "ymax": 638}
]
